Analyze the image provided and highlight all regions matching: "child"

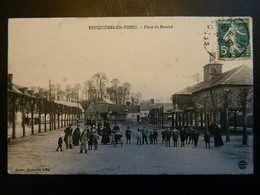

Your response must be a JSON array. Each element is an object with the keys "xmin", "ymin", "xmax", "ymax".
[
  {"xmin": 56, "ymin": 134, "xmax": 63, "ymax": 152},
  {"xmin": 204, "ymin": 132, "xmax": 211, "ymax": 149}
]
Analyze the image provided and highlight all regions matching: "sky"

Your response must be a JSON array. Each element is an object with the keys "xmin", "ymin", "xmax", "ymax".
[{"xmin": 8, "ymin": 17, "xmax": 253, "ymax": 102}]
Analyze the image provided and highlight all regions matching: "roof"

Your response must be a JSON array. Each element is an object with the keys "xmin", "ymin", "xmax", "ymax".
[
  {"xmin": 85, "ymin": 103, "xmax": 127, "ymax": 114},
  {"xmin": 149, "ymin": 103, "xmax": 172, "ymax": 109},
  {"xmin": 96, "ymin": 98, "xmax": 115, "ymax": 104},
  {"xmin": 126, "ymin": 105, "xmax": 140, "ymax": 113},
  {"xmin": 54, "ymin": 100, "xmax": 84, "ymax": 111},
  {"xmin": 140, "ymin": 103, "xmax": 151, "ymax": 111},
  {"xmin": 163, "ymin": 107, "xmax": 173, "ymax": 113},
  {"xmin": 174, "ymin": 65, "xmax": 252, "ymax": 95}
]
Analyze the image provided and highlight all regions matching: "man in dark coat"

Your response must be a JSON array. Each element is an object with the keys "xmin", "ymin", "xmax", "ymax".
[
  {"xmin": 149, "ymin": 131, "xmax": 154, "ymax": 144},
  {"xmin": 165, "ymin": 128, "xmax": 172, "ymax": 147},
  {"xmin": 64, "ymin": 124, "xmax": 73, "ymax": 149},
  {"xmin": 153, "ymin": 129, "xmax": 158, "ymax": 144},
  {"xmin": 179, "ymin": 128, "xmax": 187, "ymax": 147},
  {"xmin": 204, "ymin": 132, "xmax": 211, "ymax": 149},
  {"xmin": 125, "ymin": 127, "xmax": 132, "ymax": 144},
  {"xmin": 193, "ymin": 130, "xmax": 199, "ymax": 147},
  {"xmin": 211, "ymin": 124, "xmax": 224, "ymax": 147},
  {"xmin": 73, "ymin": 125, "xmax": 81, "ymax": 146},
  {"xmin": 97, "ymin": 120, "xmax": 102, "ymax": 135},
  {"xmin": 161, "ymin": 127, "xmax": 166, "ymax": 145}
]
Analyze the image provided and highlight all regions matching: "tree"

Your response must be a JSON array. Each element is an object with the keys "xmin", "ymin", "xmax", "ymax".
[
  {"xmin": 234, "ymin": 87, "xmax": 252, "ymax": 146},
  {"xmin": 131, "ymin": 92, "xmax": 141, "ymax": 105},
  {"xmin": 92, "ymin": 72, "xmax": 108, "ymax": 99},
  {"xmin": 192, "ymin": 73, "xmax": 202, "ymax": 83},
  {"xmin": 111, "ymin": 78, "xmax": 120, "ymax": 104}
]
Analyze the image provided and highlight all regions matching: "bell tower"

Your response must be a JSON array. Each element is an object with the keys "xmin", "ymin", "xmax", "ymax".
[{"xmin": 203, "ymin": 53, "xmax": 223, "ymax": 82}]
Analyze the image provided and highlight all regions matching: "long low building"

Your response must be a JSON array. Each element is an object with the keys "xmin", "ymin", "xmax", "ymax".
[{"xmin": 171, "ymin": 56, "xmax": 253, "ymax": 131}]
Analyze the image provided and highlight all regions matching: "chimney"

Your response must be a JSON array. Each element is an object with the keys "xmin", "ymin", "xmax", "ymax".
[
  {"xmin": 150, "ymin": 99, "xmax": 154, "ymax": 104},
  {"xmin": 8, "ymin": 74, "xmax": 13, "ymax": 90}
]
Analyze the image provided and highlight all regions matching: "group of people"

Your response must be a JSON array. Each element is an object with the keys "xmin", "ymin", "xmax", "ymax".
[
  {"xmin": 135, "ymin": 127, "xmax": 158, "ymax": 145},
  {"xmin": 56, "ymin": 124, "xmax": 100, "ymax": 154},
  {"xmin": 56, "ymin": 120, "xmax": 224, "ymax": 152}
]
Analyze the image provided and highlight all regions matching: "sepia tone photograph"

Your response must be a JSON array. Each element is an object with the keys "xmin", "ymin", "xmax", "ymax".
[{"xmin": 7, "ymin": 17, "xmax": 253, "ymax": 175}]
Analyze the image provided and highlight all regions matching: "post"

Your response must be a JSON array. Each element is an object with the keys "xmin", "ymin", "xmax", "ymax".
[
  {"xmin": 44, "ymin": 112, "xmax": 47, "ymax": 132},
  {"xmin": 224, "ymin": 89, "xmax": 230, "ymax": 142},
  {"xmin": 204, "ymin": 95, "xmax": 208, "ymax": 134},
  {"xmin": 161, "ymin": 107, "xmax": 164, "ymax": 127},
  {"xmin": 38, "ymin": 99, "xmax": 41, "ymax": 133},
  {"xmin": 172, "ymin": 112, "xmax": 174, "ymax": 128},
  {"xmin": 12, "ymin": 106, "xmax": 16, "ymax": 139},
  {"xmin": 31, "ymin": 99, "xmax": 34, "ymax": 135},
  {"xmin": 22, "ymin": 111, "xmax": 26, "ymax": 136}
]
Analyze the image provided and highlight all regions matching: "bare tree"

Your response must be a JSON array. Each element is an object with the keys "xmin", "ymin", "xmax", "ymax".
[
  {"xmin": 192, "ymin": 73, "xmax": 202, "ymax": 83},
  {"xmin": 111, "ymin": 78, "xmax": 120, "ymax": 104},
  {"xmin": 233, "ymin": 87, "xmax": 253, "ymax": 146},
  {"xmin": 131, "ymin": 92, "xmax": 141, "ymax": 105},
  {"xmin": 92, "ymin": 72, "xmax": 108, "ymax": 99}
]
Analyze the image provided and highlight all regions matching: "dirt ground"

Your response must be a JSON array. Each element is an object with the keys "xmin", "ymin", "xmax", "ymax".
[{"xmin": 7, "ymin": 121, "xmax": 253, "ymax": 175}]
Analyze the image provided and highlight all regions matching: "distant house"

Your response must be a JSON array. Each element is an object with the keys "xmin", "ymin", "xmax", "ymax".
[
  {"xmin": 140, "ymin": 99, "xmax": 154, "ymax": 121},
  {"xmin": 126, "ymin": 105, "xmax": 140, "ymax": 122},
  {"xmin": 85, "ymin": 98, "xmax": 127, "ymax": 121},
  {"xmin": 85, "ymin": 99, "xmax": 114, "ymax": 121}
]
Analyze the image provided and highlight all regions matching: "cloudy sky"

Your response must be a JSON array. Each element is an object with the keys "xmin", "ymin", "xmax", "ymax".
[{"xmin": 8, "ymin": 17, "xmax": 252, "ymax": 102}]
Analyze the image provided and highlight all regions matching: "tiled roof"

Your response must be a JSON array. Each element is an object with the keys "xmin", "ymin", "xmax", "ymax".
[
  {"xmin": 140, "ymin": 103, "xmax": 151, "ymax": 111},
  {"xmin": 174, "ymin": 65, "xmax": 252, "ymax": 95},
  {"xmin": 127, "ymin": 105, "xmax": 140, "ymax": 113},
  {"xmin": 96, "ymin": 98, "xmax": 115, "ymax": 104},
  {"xmin": 54, "ymin": 100, "xmax": 84, "ymax": 111}
]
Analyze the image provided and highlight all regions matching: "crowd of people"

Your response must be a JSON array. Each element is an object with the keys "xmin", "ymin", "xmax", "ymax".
[{"xmin": 56, "ymin": 120, "xmax": 224, "ymax": 153}]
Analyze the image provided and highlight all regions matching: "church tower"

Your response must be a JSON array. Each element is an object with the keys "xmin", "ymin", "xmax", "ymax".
[{"xmin": 203, "ymin": 53, "xmax": 223, "ymax": 82}]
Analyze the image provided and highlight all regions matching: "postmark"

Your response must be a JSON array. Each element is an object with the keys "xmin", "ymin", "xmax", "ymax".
[
  {"xmin": 217, "ymin": 18, "xmax": 251, "ymax": 60},
  {"xmin": 237, "ymin": 160, "xmax": 247, "ymax": 169}
]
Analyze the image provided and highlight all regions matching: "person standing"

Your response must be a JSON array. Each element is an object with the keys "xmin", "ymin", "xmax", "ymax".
[
  {"xmin": 193, "ymin": 130, "xmax": 199, "ymax": 147},
  {"xmin": 165, "ymin": 128, "xmax": 171, "ymax": 147},
  {"xmin": 172, "ymin": 129, "xmax": 178, "ymax": 147},
  {"xmin": 73, "ymin": 125, "xmax": 81, "ymax": 146},
  {"xmin": 125, "ymin": 127, "xmax": 132, "ymax": 144},
  {"xmin": 136, "ymin": 129, "xmax": 142, "ymax": 145},
  {"xmin": 179, "ymin": 128, "xmax": 187, "ymax": 147},
  {"xmin": 64, "ymin": 124, "xmax": 73, "ymax": 149},
  {"xmin": 80, "ymin": 128, "xmax": 88, "ymax": 153},
  {"xmin": 56, "ymin": 134, "xmax": 63, "ymax": 152},
  {"xmin": 204, "ymin": 132, "xmax": 211, "ymax": 149},
  {"xmin": 149, "ymin": 131, "xmax": 154, "ymax": 144},
  {"xmin": 212, "ymin": 124, "xmax": 224, "ymax": 147},
  {"xmin": 161, "ymin": 128, "xmax": 166, "ymax": 145},
  {"xmin": 153, "ymin": 129, "xmax": 158, "ymax": 144},
  {"xmin": 142, "ymin": 127, "xmax": 148, "ymax": 144}
]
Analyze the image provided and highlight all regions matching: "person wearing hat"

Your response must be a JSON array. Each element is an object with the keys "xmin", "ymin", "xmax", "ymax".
[
  {"xmin": 73, "ymin": 125, "xmax": 81, "ymax": 146},
  {"xmin": 125, "ymin": 127, "xmax": 132, "ymax": 144},
  {"xmin": 56, "ymin": 134, "xmax": 63, "ymax": 152},
  {"xmin": 64, "ymin": 124, "xmax": 73, "ymax": 149},
  {"xmin": 153, "ymin": 129, "xmax": 158, "ymax": 144}
]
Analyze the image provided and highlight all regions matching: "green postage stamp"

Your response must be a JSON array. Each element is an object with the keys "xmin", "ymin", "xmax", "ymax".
[{"xmin": 217, "ymin": 18, "xmax": 251, "ymax": 60}]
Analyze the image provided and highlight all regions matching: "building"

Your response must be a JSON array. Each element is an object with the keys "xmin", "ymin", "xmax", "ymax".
[
  {"xmin": 85, "ymin": 98, "xmax": 140, "ymax": 121},
  {"xmin": 171, "ymin": 57, "xmax": 253, "ymax": 131}
]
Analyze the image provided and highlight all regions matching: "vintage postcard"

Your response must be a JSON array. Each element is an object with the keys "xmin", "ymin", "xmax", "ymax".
[{"xmin": 8, "ymin": 17, "xmax": 253, "ymax": 175}]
